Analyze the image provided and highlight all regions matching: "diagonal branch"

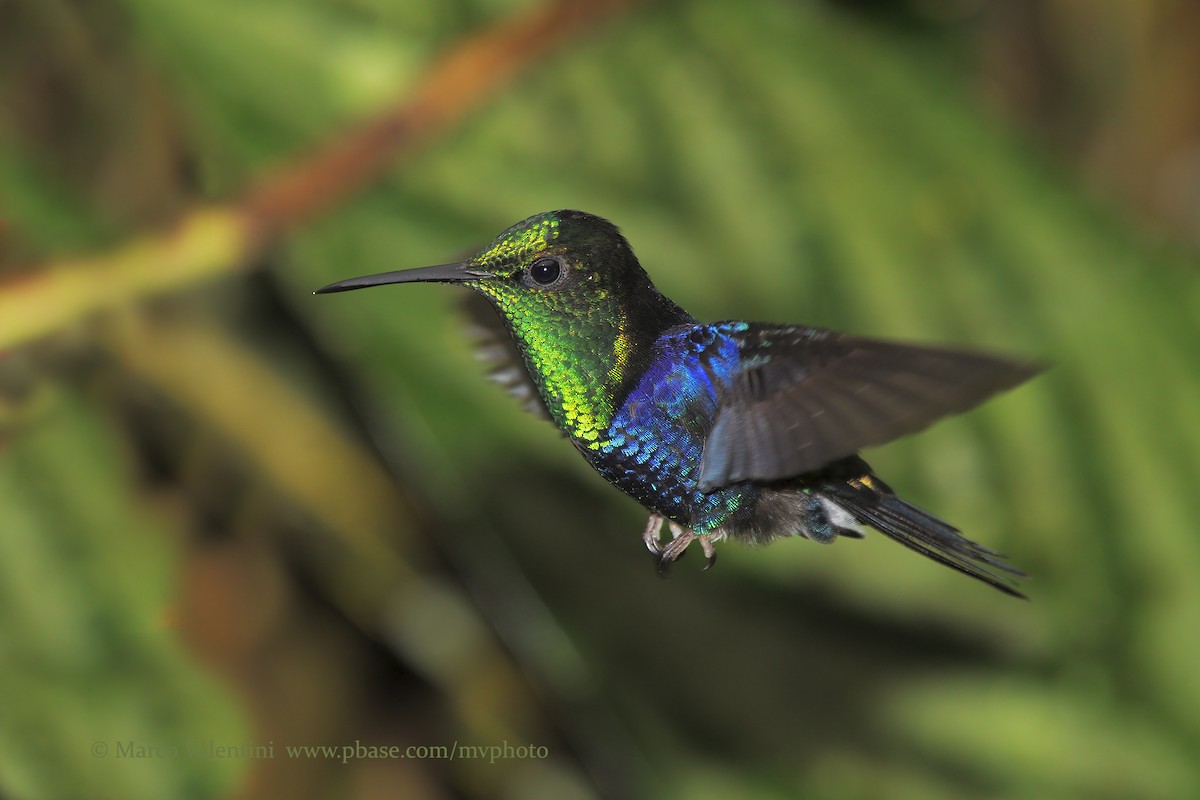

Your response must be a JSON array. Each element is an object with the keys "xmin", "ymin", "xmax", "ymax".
[
  {"xmin": 0, "ymin": 0, "xmax": 643, "ymax": 351},
  {"xmin": 246, "ymin": 0, "xmax": 642, "ymax": 231}
]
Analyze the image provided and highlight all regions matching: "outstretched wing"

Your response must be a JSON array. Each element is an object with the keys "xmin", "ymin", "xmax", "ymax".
[{"xmin": 697, "ymin": 325, "xmax": 1042, "ymax": 492}]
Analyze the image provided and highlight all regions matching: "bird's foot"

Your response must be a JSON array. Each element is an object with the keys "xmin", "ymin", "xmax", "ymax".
[
  {"xmin": 642, "ymin": 513, "xmax": 666, "ymax": 555},
  {"xmin": 647, "ymin": 517, "xmax": 718, "ymax": 575}
]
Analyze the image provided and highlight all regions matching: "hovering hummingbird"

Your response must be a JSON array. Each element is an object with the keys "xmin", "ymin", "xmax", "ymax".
[{"xmin": 318, "ymin": 210, "xmax": 1041, "ymax": 596}]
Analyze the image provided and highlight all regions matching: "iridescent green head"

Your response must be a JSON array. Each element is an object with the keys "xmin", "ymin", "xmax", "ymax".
[
  {"xmin": 316, "ymin": 210, "xmax": 693, "ymax": 444},
  {"xmin": 317, "ymin": 210, "xmax": 671, "ymax": 316}
]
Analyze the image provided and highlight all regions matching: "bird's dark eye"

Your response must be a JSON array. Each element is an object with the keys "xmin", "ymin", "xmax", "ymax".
[{"xmin": 528, "ymin": 257, "xmax": 562, "ymax": 287}]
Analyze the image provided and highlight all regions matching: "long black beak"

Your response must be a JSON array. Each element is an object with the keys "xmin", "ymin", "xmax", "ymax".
[{"xmin": 314, "ymin": 262, "xmax": 493, "ymax": 294}]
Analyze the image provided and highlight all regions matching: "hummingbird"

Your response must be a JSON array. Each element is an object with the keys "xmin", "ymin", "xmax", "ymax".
[{"xmin": 317, "ymin": 210, "xmax": 1041, "ymax": 597}]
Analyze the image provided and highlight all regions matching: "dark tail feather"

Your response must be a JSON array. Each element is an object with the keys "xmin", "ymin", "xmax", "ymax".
[{"xmin": 821, "ymin": 476, "xmax": 1027, "ymax": 599}]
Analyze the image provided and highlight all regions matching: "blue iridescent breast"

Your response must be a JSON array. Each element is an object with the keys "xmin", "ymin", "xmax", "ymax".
[{"xmin": 588, "ymin": 322, "xmax": 753, "ymax": 530}]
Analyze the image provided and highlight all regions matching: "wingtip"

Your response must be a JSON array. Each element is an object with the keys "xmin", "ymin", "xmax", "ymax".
[{"xmin": 1012, "ymin": 356, "xmax": 1051, "ymax": 383}]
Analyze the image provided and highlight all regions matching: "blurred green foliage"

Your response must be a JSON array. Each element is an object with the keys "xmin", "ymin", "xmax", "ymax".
[
  {"xmin": 2, "ymin": 0, "xmax": 1200, "ymax": 798},
  {"xmin": 0, "ymin": 392, "xmax": 245, "ymax": 799}
]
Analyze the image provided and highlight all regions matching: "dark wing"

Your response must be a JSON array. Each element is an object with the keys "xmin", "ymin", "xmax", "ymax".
[
  {"xmin": 697, "ymin": 325, "xmax": 1043, "ymax": 491},
  {"xmin": 461, "ymin": 292, "xmax": 553, "ymax": 421}
]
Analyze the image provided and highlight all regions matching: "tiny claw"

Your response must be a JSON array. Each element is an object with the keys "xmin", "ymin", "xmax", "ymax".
[
  {"xmin": 648, "ymin": 521, "xmax": 708, "ymax": 576},
  {"xmin": 700, "ymin": 536, "xmax": 717, "ymax": 571},
  {"xmin": 642, "ymin": 513, "xmax": 666, "ymax": 556},
  {"xmin": 662, "ymin": 532, "xmax": 700, "ymax": 568}
]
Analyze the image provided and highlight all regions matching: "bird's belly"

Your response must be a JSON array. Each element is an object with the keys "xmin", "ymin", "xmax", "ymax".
[{"xmin": 583, "ymin": 416, "xmax": 749, "ymax": 532}]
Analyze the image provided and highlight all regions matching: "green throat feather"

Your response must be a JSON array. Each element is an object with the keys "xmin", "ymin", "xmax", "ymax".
[
  {"xmin": 465, "ymin": 211, "xmax": 691, "ymax": 449},
  {"xmin": 471, "ymin": 216, "xmax": 620, "ymax": 446}
]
